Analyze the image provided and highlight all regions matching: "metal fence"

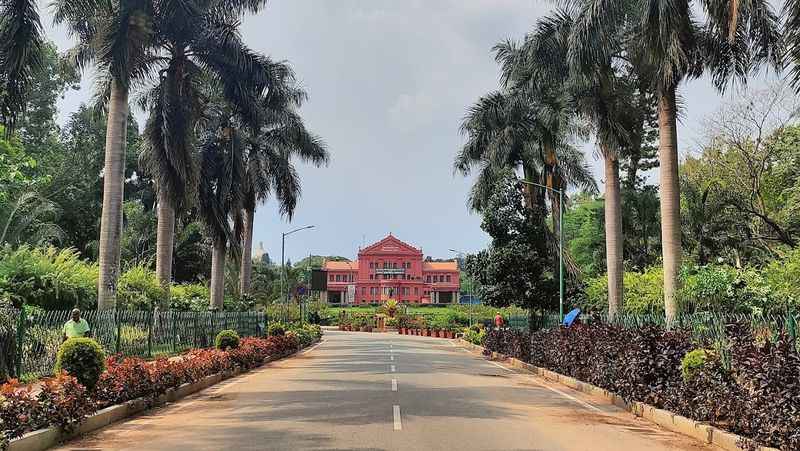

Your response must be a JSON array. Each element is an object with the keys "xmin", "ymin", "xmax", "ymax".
[{"xmin": 1, "ymin": 309, "xmax": 267, "ymax": 381}]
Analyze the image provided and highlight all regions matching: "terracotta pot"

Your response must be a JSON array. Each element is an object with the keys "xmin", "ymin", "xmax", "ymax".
[
  {"xmin": 338, "ymin": 325, "xmax": 344, "ymax": 331},
  {"xmin": 399, "ymin": 328, "xmax": 405, "ymax": 335},
  {"xmin": 434, "ymin": 330, "xmax": 440, "ymax": 338},
  {"xmin": 446, "ymin": 331, "xmax": 453, "ymax": 339},
  {"xmin": 426, "ymin": 329, "xmax": 432, "ymax": 336}
]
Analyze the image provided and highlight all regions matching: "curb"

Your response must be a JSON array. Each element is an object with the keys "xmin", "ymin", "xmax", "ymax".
[
  {"xmin": 7, "ymin": 341, "xmax": 319, "ymax": 451},
  {"xmin": 455, "ymin": 339, "xmax": 779, "ymax": 451}
]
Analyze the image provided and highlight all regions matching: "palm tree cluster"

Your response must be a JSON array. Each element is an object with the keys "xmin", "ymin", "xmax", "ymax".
[
  {"xmin": 459, "ymin": 0, "xmax": 789, "ymax": 323},
  {"xmin": 0, "ymin": 0, "xmax": 328, "ymax": 310}
]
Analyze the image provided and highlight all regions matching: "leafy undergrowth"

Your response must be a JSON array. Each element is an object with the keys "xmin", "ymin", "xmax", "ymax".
[
  {"xmin": 0, "ymin": 334, "xmax": 307, "ymax": 447},
  {"xmin": 484, "ymin": 324, "xmax": 800, "ymax": 450}
]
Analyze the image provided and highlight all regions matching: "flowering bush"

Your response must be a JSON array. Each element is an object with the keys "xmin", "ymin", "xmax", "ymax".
[{"xmin": 1, "ymin": 332, "xmax": 320, "ymax": 446}]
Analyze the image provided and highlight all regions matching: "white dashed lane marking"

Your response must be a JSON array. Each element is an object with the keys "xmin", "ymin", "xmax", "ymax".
[
  {"xmin": 393, "ymin": 405, "xmax": 402, "ymax": 430},
  {"xmin": 392, "ymin": 379, "xmax": 397, "ymax": 392}
]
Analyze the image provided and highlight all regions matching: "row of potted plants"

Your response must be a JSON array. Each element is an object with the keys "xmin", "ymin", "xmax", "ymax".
[
  {"xmin": 396, "ymin": 315, "xmax": 461, "ymax": 339},
  {"xmin": 398, "ymin": 327, "xmax": 457, "ymax": 338},
  {"xmin": 338, "ymin": 313, "xmax": 377, "ymax": 332}
]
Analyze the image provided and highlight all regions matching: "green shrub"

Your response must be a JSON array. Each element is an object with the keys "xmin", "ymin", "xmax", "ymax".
[
  {"xmin": 215, "ymin": 329, "xmax": 240, "ymax": 350},
  {"xmin": 117, "ymin": 265, "xmax": 167, "ymax": 310},
  {"xmin": 54, "ymin": 338, "xmax": 106, "ymax": 390},
  {"xmin": 681, "ymin": 349, "xmax": 711, "ymax": 381},
  {"xmin": 267, "ymin": 322, "xmax": 287, "ymax": 337},
  {"xmin": 169, "ymin": 283, "xmax": 210, "ymax": 311},
  {"xmin": 0, "ymin": 246, "xmax": 97, "ymax": 309}
]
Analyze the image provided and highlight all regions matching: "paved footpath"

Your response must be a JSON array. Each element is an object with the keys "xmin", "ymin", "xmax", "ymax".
[{"xmin": 56, "ymin": 330, "xmax": 721, "ymax": 451}]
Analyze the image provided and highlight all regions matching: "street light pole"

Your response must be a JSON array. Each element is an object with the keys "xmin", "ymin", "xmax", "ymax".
[
  {"xmin": 519, "ymin": 180, "xmax": 565, "ymax": 323},
  {"xmin": 449, "ymin": 248, "xmax": 473, "ymax": 327},
  {"xmin": 281, "ymin": 225, "xmax": 315, "ymax": 323}
]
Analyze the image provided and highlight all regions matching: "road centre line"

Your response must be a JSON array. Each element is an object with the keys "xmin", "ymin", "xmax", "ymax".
[
  {"xmin": 393, "ymin": 405, "xmax": 402, "ymax": 430},
  {"xmin": 392, "ymin": 378, "xmax": 397, "ymax": 391},
  {"xmin": 391, "ymin": 364, "xmax": 396, "ymax": 372}
]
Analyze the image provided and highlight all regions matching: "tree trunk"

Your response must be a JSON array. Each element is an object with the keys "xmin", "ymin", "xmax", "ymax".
[
  {"xmin": 155, "ymin": 188, "xmax": 175, "ymax": 309},
  {"xmin": 97, "ymin": 80, "xmax": 129, "ymax": 310},
  {"xmin": 521, "ymin": 163, "xmax": 535, "ymax": 211},
  {"xmin": 603, "ymin": 150, "xmax": 624, "ymax": 321},
  {"xmin": 658, "ymin": 88, "xmax": 682, "ymax": 325},
  {"xmin": 210, "ymin": 239, "xmax": 226, "ymax": 310},
  {"xmin": 239, "ymin": 207, "xmax": 255, "ymax": 295}
]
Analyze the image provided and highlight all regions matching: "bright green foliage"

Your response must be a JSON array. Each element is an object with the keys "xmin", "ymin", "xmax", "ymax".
[
  {"xmin": 116, "ymin": 265, "xmax": 167, "ymax": 310},
  {"xmin": 54, "ymin": 337, "xmax": 106, "ymax": 391},
  {"xmin": 169, "ymin": 283, "xmax": 211, "ymax": 311},
  {"xmin": 563, "ymin": 194, "xmax": 606, "ymax": 276},
  {"xmin": 0, "ymin": 246, "xmax": 98, "ymax": 309},
  {"xmin": 763, "ymin": 248, "xmax": 800, "ymax": 309},
  {"xmin": 215, "ymin": 329, "xmax": 240, "ymax": 350},
  {"xmin": 681, "ymin": 349, "xmax": 711, "ymax": 381},
  {"xmin": 681, "ymin": 265, "xmax": 773, "ymax": 314},
  {"xmin": 462, "ymin": 326, "xmax": 486, "ymax": 346},
  {"xmin": 583, "ymin": 267, "xmax": 664, "ymax": 314},
  {"xmin": 267, "ymin": 322, "xmax": 287, "ymax": 337}
]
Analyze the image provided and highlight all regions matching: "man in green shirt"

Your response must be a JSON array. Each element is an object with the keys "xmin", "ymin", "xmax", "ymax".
[{"xmin": 63, "ymin": 308, "xmax": 91, "ymax": 341}]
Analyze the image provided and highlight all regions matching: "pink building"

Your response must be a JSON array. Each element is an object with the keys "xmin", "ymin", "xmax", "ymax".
[{"xmin": 322, "ymin": 235, "xmax": 460, "ymax": 304}]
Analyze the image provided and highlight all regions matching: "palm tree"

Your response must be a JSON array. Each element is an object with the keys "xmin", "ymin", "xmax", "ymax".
[
  {"xmin": 239, "ymin": 86, "xmax": 329, "ymax": 295},
  {"xmin": 512, "ymin": 8, "xmax": 639, "ymax": 320},
  {"xmin": 788, "ymin": 0, "xmax": 800, "ymax": 92},
  {"xmin": 568, "ymin": 0, "xmax": 783, "ymax": 323},
  {"xmin": 198, "ymin": 108, "xmax": 246, "ymax": 309},
  {"xmin": 138, "ymin": 0, "xmax": 275, "ymax": 305},
  {"xmin": 53, "ymin": 0, "xmax": 157, "ymax": 309},
  {"xmin": 0, "ymin": 0, "xmax": 45, "ymax": 133}
]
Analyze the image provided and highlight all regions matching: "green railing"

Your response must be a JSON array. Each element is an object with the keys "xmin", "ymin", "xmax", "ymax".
[{"xmin": 2, "ymin": 309, "xmax": 266, "ymax": 381}]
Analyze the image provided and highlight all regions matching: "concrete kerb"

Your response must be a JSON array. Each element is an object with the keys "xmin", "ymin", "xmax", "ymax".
[
  {"xmin": 454, "ymin": 339, "xmax": 778, "ymax": 451},
  {"xmin": 7, "ymin": 340, "xmax": 320, "ymax": 451}
]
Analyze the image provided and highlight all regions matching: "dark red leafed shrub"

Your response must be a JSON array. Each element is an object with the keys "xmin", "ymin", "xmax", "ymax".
[
  {"xmin": 34, "ymin": 373, "xmax": 95, "ymax": 433},
  {"xmin": 483, "ymin": 329, "xmax": 530, "ymax": 362},
  {"xmin": 2, "ymin": 334, "xmax": 319, "ymax": 445},
  {"xmin": 485, "ymin": 322, "xmax": 800, "ymax": 450},
  {"xmin": 0, "ymin": 380, "xmax": 38, "ymax": 441},
  {"xmin": 94, "ymin": 356, "xmax": 152, "ymax": 407}
]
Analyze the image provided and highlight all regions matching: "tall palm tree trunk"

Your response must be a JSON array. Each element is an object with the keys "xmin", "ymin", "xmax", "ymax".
[
  {"xmin": 603, "ymin": 150, "xmax": 623, "ymax": 321},
  {"xmin": 155, "ymin": 188, "xmax": 175, "ymax": 308},
  {"xmin": 210, "ymin": 239, "xmax": 226, "ymax": 310},
  {"xmin": 522, "ymin": 163, "xmax": 536, "ymax": 211},
  {"xmin": 239, "ymin": 207, "xmax": 255, "ymax": 295},
  {"xmin": 97, "ymin": 80, "xmax": 129, "ymax": 310},
  {"xmin": 658, "ymin": 87, "xmax": 682, "ymax": 324}
]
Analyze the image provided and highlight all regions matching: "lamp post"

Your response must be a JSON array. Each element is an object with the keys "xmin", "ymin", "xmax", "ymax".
[
  {"xmin": 449, "ymin": 248, "xmax": 473, "ymax": 327},
  {"xmin": 281, "ymin": 225, "xmax": 315, "ymax": 322},
  {"xmin": 519, "ymin": 180, "xmax": 564, "ymax": 323}
]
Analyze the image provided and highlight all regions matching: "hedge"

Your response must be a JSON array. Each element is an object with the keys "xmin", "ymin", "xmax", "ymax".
[
  {"xmin": 1, "ymin": 333, "xmax": 310, "ymax": 445},
  {"xmin": 483, "ymin": 323, "xmax": 800, "ymax": 449}
]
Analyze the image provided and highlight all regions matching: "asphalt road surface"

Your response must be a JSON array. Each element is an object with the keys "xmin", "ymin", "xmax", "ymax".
[{"xmin": 56, "ymin": 330, "xmax": 721, "ymax": 451}]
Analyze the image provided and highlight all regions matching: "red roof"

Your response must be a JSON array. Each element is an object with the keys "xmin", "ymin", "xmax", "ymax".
[{"xmin": 323, "ymin": 261, "xmax": 358, "ymax": 271}]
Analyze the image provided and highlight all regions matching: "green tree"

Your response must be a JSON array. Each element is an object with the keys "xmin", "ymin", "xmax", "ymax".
[
  {"xmin": 54, "ymin": 0, "xmax": 157, "ymax": 309},
  {"xmin": 0, "ymin": 0, "xmax": 45, "ymax": 131},
  {"xmin": 465, "ymin": 171, "xmax": 556, "ymax": 332},
  {"xmin": 570, "ymin": 0, "xmax": 783, "ymax": 322},
  {"xmin": 239, "ymin": 73, "xmax": 328, "ymax": 295},
  {"xmin": 138, "ymin": 0, "xmax": 275, "ymax": 305}
]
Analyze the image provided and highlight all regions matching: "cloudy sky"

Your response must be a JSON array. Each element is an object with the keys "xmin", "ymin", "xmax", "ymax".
[{"xmin": 40, "ymin": 0, "xmax": 779, "ymax": 263}]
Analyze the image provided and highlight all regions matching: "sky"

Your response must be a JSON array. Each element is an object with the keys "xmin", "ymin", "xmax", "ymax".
[{"xmin": 39, "ymin": 0, "xmax": 780, "ymax": 263}]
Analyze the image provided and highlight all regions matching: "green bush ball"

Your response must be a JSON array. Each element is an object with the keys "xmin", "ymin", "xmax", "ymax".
[
  {"xmin": 681, "ymin": 349, "xmax": 711, "ymax": 381},
  {"xmin": 267, "ymin": 322, "xmax": 286, "ymax": 337},
  {"xmin": 55, "ymin": 338, "xmax": 106, "ymax": 391},
  {"xmin": 215, "ymin": 329, "xmax": 240, "ymax": 350}
]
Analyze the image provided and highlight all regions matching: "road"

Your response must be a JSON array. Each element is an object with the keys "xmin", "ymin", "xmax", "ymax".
[{"xmin": 56, "ymin": 330, "xmax": 719, "ymax": 451}]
